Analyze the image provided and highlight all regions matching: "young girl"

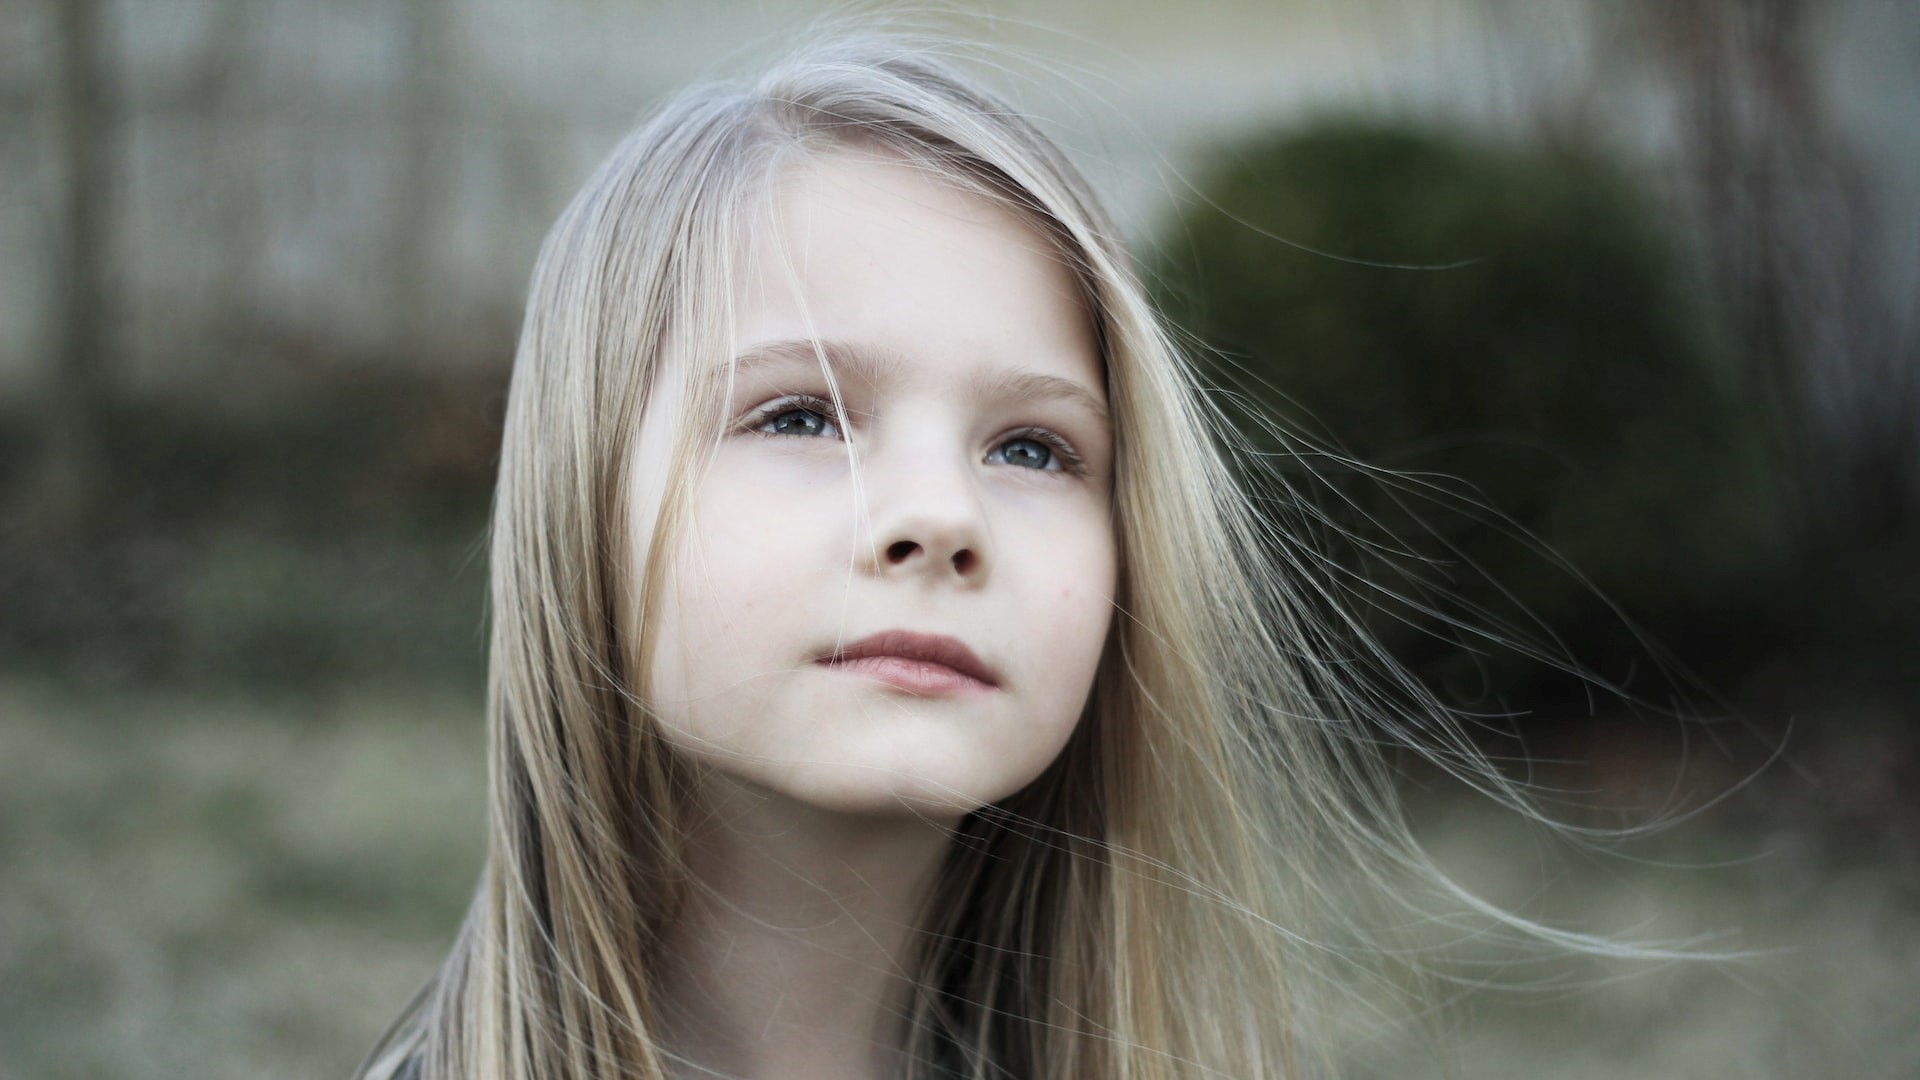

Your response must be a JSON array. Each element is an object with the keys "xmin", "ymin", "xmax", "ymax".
[{"xmin": 359, "ymin": 33, "xmax": 1580, "ymax": 1080}]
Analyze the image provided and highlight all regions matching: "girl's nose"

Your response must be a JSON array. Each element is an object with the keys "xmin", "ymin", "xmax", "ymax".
[
  {"xmin": 881, "ymin": 532, "xmax": 981, "ymax": 577},
  {"xmin": 862, "ymin": 452, "xmax": 990, "ymax": 585}
]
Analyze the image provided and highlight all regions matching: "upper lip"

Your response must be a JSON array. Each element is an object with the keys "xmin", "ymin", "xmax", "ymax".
[{"xmin": 818, "ymin": 630, "xmax": 1001, "ymax": 687}]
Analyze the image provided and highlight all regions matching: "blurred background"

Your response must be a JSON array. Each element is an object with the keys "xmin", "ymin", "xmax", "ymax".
[{"xmin": 3, "ymin": 0, "xmax": 1916, "ymax": 1076}]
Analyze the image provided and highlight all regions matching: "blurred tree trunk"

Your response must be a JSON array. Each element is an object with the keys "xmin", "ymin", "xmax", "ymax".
[
  {"xmin": 42, "ymin": 0, "xmax": 114, "ymax": 536},
  {"xmin": 1638, "ymin": 0, "xmax": 1917, "ymax": 547},
  {"xmin": 393, "ymin": 0, "xmax": 452, "ymax": 359}
]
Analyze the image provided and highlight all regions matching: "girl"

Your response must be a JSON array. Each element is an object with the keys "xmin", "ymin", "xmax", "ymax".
[{"xmin": 360, "ymin": 33, "xmax": 1587, "ymax": 1080}]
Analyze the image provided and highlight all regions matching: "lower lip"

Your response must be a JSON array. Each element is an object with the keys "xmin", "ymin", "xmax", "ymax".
[{"xmin": 818, "ymin": 656, "xmax": 997, "ymax": 697}]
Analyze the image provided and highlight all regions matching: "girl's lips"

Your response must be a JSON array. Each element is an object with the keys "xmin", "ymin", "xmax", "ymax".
[
  {"xmin": 816, "ymin": 630, "xmax": 1000, "ymax": 696},
  {"xmin": 820, "ymin": 654, "xmax": 997, "ymax": 696}
]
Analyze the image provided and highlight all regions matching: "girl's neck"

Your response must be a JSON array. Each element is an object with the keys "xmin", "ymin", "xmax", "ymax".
[{"xmin": 655, "ymin": 778, "xmax": 956, "ymax": 1080}]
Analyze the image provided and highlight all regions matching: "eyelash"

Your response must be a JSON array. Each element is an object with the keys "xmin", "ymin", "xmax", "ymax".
[
  {"xmin": 746, "ymin": 394, "xmax": 843, "ymax": 439},
  {"xmin": 993, "ymin": 427, "xmax": 1086, "ymax": 475},
  {"xmin": 743, "ymin": 394, "xmax": 1089, "ymax": 476}
]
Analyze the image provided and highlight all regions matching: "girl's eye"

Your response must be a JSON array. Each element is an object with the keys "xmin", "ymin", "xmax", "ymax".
[
  {"xmin": 988, "ymin": 432, "xmax": 1079, "ymax": 473},
  {"xmin": 752, "ymin": 397, "xmax": 840, "ymax": 439},
  {"xmin": 994, "ymin": 437, "xmax": 1054, "ymax": 470}
]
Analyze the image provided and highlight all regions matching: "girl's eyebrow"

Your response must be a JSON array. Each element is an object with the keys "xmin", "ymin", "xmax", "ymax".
[
  {"xmin": 975, "ymin": 368, "xmax": 1110, "ymax": 429},
  {"xmin": 726, "ymin": 337, "xmax": 905, "ymax": 387},
  {"xmin": 725, "ymin": 337, "xmax": 1110, "ymax": 429}
]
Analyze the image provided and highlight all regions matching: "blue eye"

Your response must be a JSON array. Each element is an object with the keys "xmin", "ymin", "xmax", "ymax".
[
  {"xmin": 991, "ymin": 435, "xmax": 1058, "ymax": 471},
  {"xmin": 756, "ymin": 400, "xmax": 839, "ymax": 439}
]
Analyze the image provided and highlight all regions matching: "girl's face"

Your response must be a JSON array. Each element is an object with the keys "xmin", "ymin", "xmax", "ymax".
[{"xmin": 635, "ymin": 148, "xmax": 1117, "ymax": 820}]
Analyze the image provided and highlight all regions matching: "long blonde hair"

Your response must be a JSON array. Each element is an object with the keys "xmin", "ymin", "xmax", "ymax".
[{"xmin": 360, "ymin": 33, "xmax": 1587, "ymax": 1080}]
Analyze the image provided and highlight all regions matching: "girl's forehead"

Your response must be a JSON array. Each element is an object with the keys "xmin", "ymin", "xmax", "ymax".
[
  {"xmin": 726, "ymin": 148, "xmax": 1096, "ymax": 379},
  {"xmin": 741, "ymin": 148, "xmax": 1057, "ymax": 284}
]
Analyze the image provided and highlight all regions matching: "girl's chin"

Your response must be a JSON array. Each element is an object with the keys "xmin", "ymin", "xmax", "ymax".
[
  {"xmin": 704, "ymin": 757, "xmax": 1019, "ymax": 823},
  {"xmin": 670, "ymin": 715, "xmax": 1067, "ymax": 821},
  {"xmin": 772, "ymin": 772, "xmax": 996, "ymax": 822}
]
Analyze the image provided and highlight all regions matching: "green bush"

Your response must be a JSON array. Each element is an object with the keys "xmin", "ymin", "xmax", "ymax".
[
  {"xmin": 0, "ymin": 371, "xmax": 501, "ymax": 688},
  {"xmin": 1151, "ymin": 119, "xmax": 1785, "ymax": 707}
]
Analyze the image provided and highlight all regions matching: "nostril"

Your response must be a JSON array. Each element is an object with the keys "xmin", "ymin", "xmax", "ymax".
[
  {"xmin": 887, "ymin": 540, "xmax": 920, "ymax": 563},
  {"xmin": 952, "ymin": 549, "xmax": 976, "ymax": 574}
]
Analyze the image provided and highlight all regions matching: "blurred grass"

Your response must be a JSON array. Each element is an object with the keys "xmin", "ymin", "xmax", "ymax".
[
  {"xmin": 3, "ymin": 675, "xmax": 1917, "ymax": 1077},
  {"xmin": 1353, "ymin": 785, "xmax": 1920, "ymax": 1079},
  {"xmin": 0, "ymin": 677, "xmax": 484, "ymax": 1079}
]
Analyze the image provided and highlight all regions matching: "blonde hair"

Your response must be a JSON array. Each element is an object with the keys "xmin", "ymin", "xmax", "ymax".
[{"xmin": 359, "ymin": 33, "xmax": 1617, "ymax": 1080}]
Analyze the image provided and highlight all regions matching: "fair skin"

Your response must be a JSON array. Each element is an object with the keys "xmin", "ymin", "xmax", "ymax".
[{"xmin": 631, "ymin": 148, "xmax": 1116, "ymax": 1080}]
